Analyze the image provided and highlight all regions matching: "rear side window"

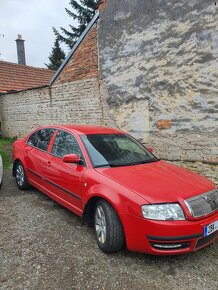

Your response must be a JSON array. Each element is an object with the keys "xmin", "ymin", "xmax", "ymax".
[{"xmin": 27, "ymin": 128, "xmax": 55, "ymax": 151}]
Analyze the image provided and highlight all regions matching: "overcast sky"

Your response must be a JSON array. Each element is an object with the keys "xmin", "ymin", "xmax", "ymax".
[{"xmin": 0, "ymin": 0, "xmax": 75, "ymax": 68}]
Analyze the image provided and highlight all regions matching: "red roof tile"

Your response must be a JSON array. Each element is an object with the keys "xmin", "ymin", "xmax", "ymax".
[{"xmin": 0, "ymin": 61, "xmax": 55, "ymax": 93}]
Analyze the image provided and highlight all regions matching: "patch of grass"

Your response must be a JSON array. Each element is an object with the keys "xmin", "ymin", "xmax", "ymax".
[{"xmin": 0, "ymin": 138, "xmax": 15, "ymax": 170}]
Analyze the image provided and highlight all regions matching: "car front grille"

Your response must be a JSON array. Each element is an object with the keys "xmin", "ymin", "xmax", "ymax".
[{"xmin": 185, "ymin": 189, "xmax": 218, "ymax": 218}]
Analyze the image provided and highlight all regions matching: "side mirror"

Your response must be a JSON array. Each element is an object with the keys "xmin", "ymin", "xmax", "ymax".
[
  {"xmin": 147, "ymin": 147, "xmax": 154, "ymax": 153},
  {"xmin": 62, "ymin": 154, "xmax": 80, "ymax": 164}
]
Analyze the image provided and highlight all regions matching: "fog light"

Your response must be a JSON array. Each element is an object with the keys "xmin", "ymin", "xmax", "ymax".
[{"xmin": 153, "ymin": 243, "xmax": 182, "ymax": 249}]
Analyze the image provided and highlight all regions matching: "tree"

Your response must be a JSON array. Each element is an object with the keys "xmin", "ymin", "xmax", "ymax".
[
  {"xmin": 45, "ymin": 37, "xmax": 66, "ymax": 70},
  {"xmin": 53, "ymin": 0, "xmax": 97, "ymax": 49}
]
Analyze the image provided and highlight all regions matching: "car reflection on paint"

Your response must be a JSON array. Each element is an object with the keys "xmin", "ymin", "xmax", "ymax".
[{"xmin": 12, "ymin": 125, "xmax": 218, "ymax": 255}]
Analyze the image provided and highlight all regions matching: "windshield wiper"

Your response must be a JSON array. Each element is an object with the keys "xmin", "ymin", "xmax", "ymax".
[
  {"xmin": 95, "ymin": 159, "xmax": 159, "ymax": 168},
  {"xmin": 114, "ymin": 159, "xmax": 159, "ymax": 166},
  {"xmin": 138, "ymin": 159, "xmax": 159, "ymax": 164}
]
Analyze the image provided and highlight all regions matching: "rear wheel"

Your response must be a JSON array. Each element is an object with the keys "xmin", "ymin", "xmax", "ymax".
[
  {"xmin": 15, "ymin": 161, "xmax": 30, "ymax": 190},
  {"xmin": 94, "ymin": 199, "xmax": 125, "ymax": 253}
]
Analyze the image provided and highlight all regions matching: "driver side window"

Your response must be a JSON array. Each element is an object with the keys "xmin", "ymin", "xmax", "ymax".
[{"xmin": 51, "ymin": 130, "xmax": 85, "ymax": 165}]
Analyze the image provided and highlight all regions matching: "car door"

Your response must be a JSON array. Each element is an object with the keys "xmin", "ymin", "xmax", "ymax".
[
  {"xmin": 24, "ymin": 128, "xmax": 55, "ymax": 187},
  {"xmin": 44, "ymin": 130, "xmax": 86, "ymax": 215}
]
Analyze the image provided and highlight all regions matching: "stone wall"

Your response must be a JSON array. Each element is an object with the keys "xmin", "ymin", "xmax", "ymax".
[
  {"xmin": 0, "ymin": 78, "xmax": 104, "ymax": 138},
  {"xmin": 98, "ymin": 0, "xmax": 218, "ymax": 163},
  {"xmin": 0, "ymin": 86, "xmax": 52, "ymax": 137}
]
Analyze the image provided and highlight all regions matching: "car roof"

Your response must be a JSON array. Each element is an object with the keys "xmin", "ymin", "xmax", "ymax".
[{"xmin": 38, "ymin": 124, "xmax": 125, "ymax": 135}]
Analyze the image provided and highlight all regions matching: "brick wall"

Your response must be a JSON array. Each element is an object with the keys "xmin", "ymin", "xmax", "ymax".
[
  {"xmin": 97, "ymin": 0, "xmax": 107, "ymax": 11},
  {"xmin": 55, "ymin": 25, "xmax": 98, "ymax": 84}
]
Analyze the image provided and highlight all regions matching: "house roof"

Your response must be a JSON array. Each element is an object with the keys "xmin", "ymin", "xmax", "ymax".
[{"xmin": 0, "ymin": 61, "xmax": 55, "ymax": 93}]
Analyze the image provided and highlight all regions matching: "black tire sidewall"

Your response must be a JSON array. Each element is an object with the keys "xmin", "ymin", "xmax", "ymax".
[{"xmin": 94, "ymin": 199, "xmax": 124, "ymax": 253}]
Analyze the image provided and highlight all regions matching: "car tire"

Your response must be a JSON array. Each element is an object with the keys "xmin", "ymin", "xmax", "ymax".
[
  {"xmin": 15, "ymin": 161, "xmax": 30, "ymax": 190},
  {"xmin": 94, "ymin": 199, "xmax": 125, "ymax": 253}
]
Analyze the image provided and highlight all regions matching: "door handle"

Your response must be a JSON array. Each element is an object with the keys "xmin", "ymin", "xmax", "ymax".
[{"xmin": 47, "ymin": 161, "xmax": 52, "ymax": 167}]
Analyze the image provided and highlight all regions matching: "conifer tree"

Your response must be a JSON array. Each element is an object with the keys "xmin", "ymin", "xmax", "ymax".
[
  {"xmin": 45, "ymin": 37, "xmax": 66, "ymax": 70},
  {"xmin": 53, "ymin": 0, "xmax": 97, "ymax": 49}
]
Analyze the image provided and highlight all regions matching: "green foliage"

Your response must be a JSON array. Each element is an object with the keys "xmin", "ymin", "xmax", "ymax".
[
  {"xmin": 53, "ymin": 0, "xmax": 98, "ymax": 49},
  {"xmin": 45, "ymin": 37, "xmax": 66, "ymax": 70},
  {"xmin": 0, "ymin": 138, "xmax": 14, "ymax": 170}
]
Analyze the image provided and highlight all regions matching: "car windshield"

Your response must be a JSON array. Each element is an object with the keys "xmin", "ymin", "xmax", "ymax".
[{"xmin": 81, "ymin": 134, "xmax": 158, "ymax": 168}]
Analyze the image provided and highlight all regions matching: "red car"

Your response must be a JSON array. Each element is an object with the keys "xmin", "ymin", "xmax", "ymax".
[{"xmin": 13, "ymin": 125, "xmax": 218, "ymax": 255}]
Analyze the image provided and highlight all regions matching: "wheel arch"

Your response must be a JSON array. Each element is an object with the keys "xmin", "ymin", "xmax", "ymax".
[
  {"xmin": 82, "ymin": 196, "xmax": 101, "ymax": 226},
  {"xmin": 82, "ymin": 194, "xmax": 125, "ymax": 230}
]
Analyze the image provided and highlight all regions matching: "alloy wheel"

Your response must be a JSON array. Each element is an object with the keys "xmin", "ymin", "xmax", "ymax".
[
  {"xmin": 16, "ymin": 164, "xmax": 25, "ymax": 187},
  {"xmin": 95, "ymin": 205, "xmax": 107, "ymax": 244}
]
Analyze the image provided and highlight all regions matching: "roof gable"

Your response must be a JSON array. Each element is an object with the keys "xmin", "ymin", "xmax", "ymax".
[{"xmin": 50, "ymin": 11, "xmax": 99, "ymax": 85}]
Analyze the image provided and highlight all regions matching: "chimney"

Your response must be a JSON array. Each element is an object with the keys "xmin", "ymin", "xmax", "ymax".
[{"xmin": 15, "ymin": 34, "xmax": 26, "ymax": 65}]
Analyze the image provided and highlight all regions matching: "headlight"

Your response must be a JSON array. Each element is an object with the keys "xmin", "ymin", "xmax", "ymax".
[{"xmin": 142, "ymin": 203, "xmax": 185, "ymax": 220}]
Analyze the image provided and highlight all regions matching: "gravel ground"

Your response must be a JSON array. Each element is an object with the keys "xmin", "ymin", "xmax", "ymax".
[{"xmin": 0, "ymin": 171, "xmax": 218, "ymax": 290}]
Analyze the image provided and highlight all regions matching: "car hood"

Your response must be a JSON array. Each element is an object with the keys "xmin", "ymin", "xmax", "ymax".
[{"xmin": 95, "ymin": 160, "xmax": 215, "ymax": 203}]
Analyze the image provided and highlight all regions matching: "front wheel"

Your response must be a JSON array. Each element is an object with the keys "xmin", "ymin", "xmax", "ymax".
[
  {"xmin": 15, "ymin": 161, "xmax": 30, "ymax": 190},
  {"xmin": 94, "ymin": 199, "xmax": 125, "ymax": 253}
]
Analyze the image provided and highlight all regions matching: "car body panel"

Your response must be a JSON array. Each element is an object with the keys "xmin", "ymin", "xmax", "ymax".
[
  {"xmin": 95, "ymin": 160, "xmax": 215, "ymax": 204},
  {"xmin": 44, "ymin": 154, "xmax": 85, "ymax": 211},
  {"xmin": 121, "ymin": 211, "xmax": 218, "ymax": 255}
]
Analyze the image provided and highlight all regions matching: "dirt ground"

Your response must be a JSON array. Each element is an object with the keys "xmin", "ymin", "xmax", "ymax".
[{"xmin": 0, "ymin": 170, "xmax": 217, "ymax": 290}]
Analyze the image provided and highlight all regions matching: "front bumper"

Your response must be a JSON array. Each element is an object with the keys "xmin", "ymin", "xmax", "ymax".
[{"xmin": 121, "ymin": 211, "xmax": 218, "ymax": 255}]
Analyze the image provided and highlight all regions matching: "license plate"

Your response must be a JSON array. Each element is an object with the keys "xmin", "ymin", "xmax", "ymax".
[{"xmin": 204, "ymin": 220, "xmax": 218, "ymax": 237}]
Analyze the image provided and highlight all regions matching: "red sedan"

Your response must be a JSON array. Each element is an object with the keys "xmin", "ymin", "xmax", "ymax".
[{"xmin": 13, "ymin": 125, "xmax": 218, "ymax": 255}]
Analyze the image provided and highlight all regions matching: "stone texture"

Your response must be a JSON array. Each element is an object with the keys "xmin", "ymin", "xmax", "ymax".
[
  {"xmin": 98, "ymin": 0, "xmax": 218, "ymax": 162},
  {"xmin": 0, "ymin": 78, "xmax": 104, "ymax": 138},
  {"xmin": 147, "ymin": 132, "xmax": 218, "ymax": 162}
]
